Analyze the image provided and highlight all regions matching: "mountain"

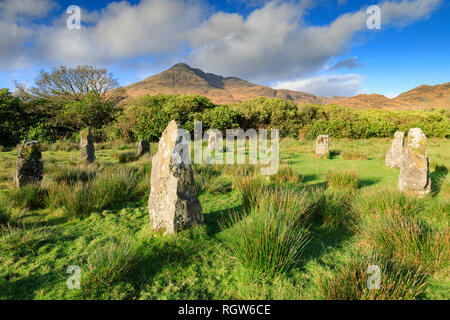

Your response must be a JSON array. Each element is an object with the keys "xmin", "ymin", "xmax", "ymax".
[
  {"xmin": 114, "ymin": 63, "xmax": 328, "ymax": 105},
  {"xmin": 113, "ymin": 63, "xmax": 450, "ymax": 110}
]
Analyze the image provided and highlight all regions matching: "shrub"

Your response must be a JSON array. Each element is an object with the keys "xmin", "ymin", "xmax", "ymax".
[
  {"xmin": 51, "ymin": 166, "xmax": 97, "ymax": 185},
  {"xmin": 318, "ymin": 190, "xmax": 356, "ymax": 231},
  {"xmin": 91, "ymin": 168, "xmax": 140, "ymax": 210},
  {"xmin": 6, "ymin": 184, "xmax": 48, "ymax": 210},
  {"xmin": 268, "ymin": 163, "xmax": 303, "ymax": 185},
  {"xmin": 221, "ymin": 191, "xmax": 310, "ymax": 274},
  {"xmin": 327, "ymin": 170, "xmax": 360, "ymax": 190},
  {"xmin": 193, "ymin": 165, "xmax": 222, "ymax": 194},
  {"xmin": 115, "ymin": 151, "xmax": 138, "ymax": 164},
  {"xmin": 358, "ymin": 212, "xmax": 449, "ymax": 274},
  {"xmin": 234, "ymin": 175, "xmax": 265, "ymax": 213},
  {"xmin": 83, "ymin": 237, "xmax": 140, "ymax": 295},
  {"xmin": 355, "ymin": 190, "xmax": 423, "ymax": 217},
  {"xmin": 63, "ymin": 182, "xmax": 95, "ymax": 218},
  {"xmin": 317, "ymin": 255, "xmax": 427, "ymax": 300}
]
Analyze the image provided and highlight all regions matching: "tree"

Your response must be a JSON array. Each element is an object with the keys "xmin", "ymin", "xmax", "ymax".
[
  {"xmin": 0, "ymin": 89, "xmax": 25, "ymax": 146},
  {"xmin": 14, "ymin": 65, "xmax": 119, "ymax": 103}
]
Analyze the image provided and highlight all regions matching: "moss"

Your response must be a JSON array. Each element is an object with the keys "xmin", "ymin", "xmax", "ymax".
[{"xmin": 20, "ymin": 141, "xmax": 41, "ymax": 160}]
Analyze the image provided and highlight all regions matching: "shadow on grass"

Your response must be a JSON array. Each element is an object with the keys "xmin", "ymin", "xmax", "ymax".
[
  {"xmin": 430, "ymin": 166, "xmax": 448, "ymax": 196},
  {"xmin": 0, "ymin": 272, "xmax": 61, "ymax": 300},
  {"xmin": 358, "ymin": 177, "xmax": 381, "ymax": 189},
  {"xmin": 204, "ymin": 205, "xmax": 243, "ymax": 237},
  {"xmin": 329, "ymin": 150, "xmax": 341, "ymax": 159}
]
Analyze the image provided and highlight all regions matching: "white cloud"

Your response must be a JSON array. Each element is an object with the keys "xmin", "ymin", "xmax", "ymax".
[
  {"xmin": 187, "ymin": 0, "xmax": 442, "ymax": 81},
  {"xmin": 273, "ymin": 74, "xmax": 365, "ymax": 97},
  {"xmin": 0, "ymin": 0, "xmax": 443, "ymax": 82},
  {"xmin": 331, "ymin": 57, "xmax": 364, "ymax": 70},
  {"xmin": 0, "ymin": 0, "xmax": 56, "ymax": 20}
]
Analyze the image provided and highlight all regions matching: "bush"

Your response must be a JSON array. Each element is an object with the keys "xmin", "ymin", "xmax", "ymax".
[
  {"xmin": 355, "ymin": 190, "xmax": 423, "ymax": 217},
  {"xmin": 114, "ymin": 151, "xmax": 138, "ymax": 164},
  {"xmin": 317, "ymin": 255, "xmax": 427, "ymax": 300},
  {"xmin": 318, "ymin": 190, "xmax": 356, "ymax": 231},
  {"xmin": 83, "ymin": 237, "xmax": 140, "ymax": 295},
  {"xmin": 91, "ymin": 168, "xmax": 140, "ymax": 210},
  {"xmin": 51, "ymin": 166, "xmax": 97, "ymax": 185},
  {"xmin": 63, "ymin": 182, "xmax": 96, "ymax": 218},
  {"xmin": 358, "ymin": 212, "xmax": 449, "ymax": 274},
  {"xmin": 267, "ymin": 163, "xmax": 303, "ymax": 185},
  {"xmin": 221, "ymin": 189, "xmax": 311, "ymax": 274},
  {"xmin": 6, "ymin": 184, "xmax": 48, "ymax": 210},
  {"xmin": 327, "ymin": 170, "xmax": 360, "ymax": 190}
]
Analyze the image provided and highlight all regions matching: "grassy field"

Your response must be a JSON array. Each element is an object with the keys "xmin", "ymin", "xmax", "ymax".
[{"xmin": 0, "ymin": 138, "xmax": 448, "ymax": 300}]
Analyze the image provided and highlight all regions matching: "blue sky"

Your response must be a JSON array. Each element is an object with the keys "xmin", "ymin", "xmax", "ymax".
[{"xmin": 0, "ymin": 0, "xmax": 448, "ymax": 98}]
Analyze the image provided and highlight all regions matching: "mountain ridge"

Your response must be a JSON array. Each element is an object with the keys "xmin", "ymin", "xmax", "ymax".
[{"xmin": 113, "ymin": 63, "xmax": 450, "ymax": 110}]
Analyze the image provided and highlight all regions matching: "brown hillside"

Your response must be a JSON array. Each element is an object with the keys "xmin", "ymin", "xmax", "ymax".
[
  {"xmin": 113, "ymin": 63, "xmax": 450, "ymax": 110},
  {"xmin": 114, "ymin": 63, "xmax": 329, "ymax": 105}
]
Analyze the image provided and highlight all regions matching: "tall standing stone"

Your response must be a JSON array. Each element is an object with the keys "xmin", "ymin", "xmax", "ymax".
[
  {"xmin": 148, "ymin": 120, "xmax": 203, "ymax": 234},
  {"xmin": 385, "ymin": 132, "xmax": 405, "ymax": 168},
  {"xmin": 80, "ymin": 129, "xmax": 95, "ymax": 162},
  {"xmin": 16, "ymin": 140, "xmax": 44, "ymax": 187},
  {"xmin": 398, "ymin": 128, "xmax": 431, "ymax": 198},
  {"xmin": 138, "ymin": 140, "xmax": 150, "ymax": 157},
  {"xmin": 207, "ymin": 131, "xmax": 218, "ymax": 150},
  {"xmin": 316, "ymin": 135, "xmax": 329, "ymax": 157}
]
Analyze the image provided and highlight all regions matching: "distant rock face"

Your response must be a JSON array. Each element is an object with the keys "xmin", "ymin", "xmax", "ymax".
[
  {"xmin": 16, "ymin": 140, "xmax": 44, "ymax": 187},
  {"xmin": 398, "ymin": 128, "xmax": 431, "ymax": 197},
  {"xmin": 316, "ymin": 135, "xmax": 329, "ymax": 156},
  {"xmin": 148, "ymin": 120, "xmax": 203, "ymax": 234},
  {"xmin": 207, "ymin": 131, "xmax": 218, "ymax": 150},
  {"xmin": 385, "ymin": 132, "xmax": 405, "ymax": 168},
  {"xmin": 80, "ymin": 129, "xmax": 95, "ymax": 162},
  {"xmin": 138, "ymin": 140, "xmax": 150, "ymax": 157}
]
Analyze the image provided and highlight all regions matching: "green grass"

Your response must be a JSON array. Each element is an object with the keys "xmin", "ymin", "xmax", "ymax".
[{"xmin": 0, "ymin": 138, "xmax": 448, "ymax": 300}]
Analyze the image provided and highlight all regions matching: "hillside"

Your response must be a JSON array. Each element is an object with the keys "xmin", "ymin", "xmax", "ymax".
[
  {"xmin": 114, "ymin": 63, "xmax": 328, "ymax": 105},
  {"xmin": 113, "ymin": 63, "xmax": 450, "ymax": 110}
]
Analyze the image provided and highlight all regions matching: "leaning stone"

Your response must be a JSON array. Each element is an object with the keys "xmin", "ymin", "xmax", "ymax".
[
  {"xmin": 16, "ymin": 140, "xmax": 44, "ymax": 187},
  {"xmin": 138, "ymin": 140, "xmax": 150, "ymax": 157},
  {"xmin": 385, "ymin": 131, "xmax": 405, "ymax": 169},
  {"xmin": 80, "ymin": 129, "xmax": 95, "ymax": 162},
  {"xmin": 148, "ymin": 120, "xmax": 203, "ymax": 234},
  {"xmin": 398, "ymin": 128, "xmax": 431, "ymax": 198},
  {"xmin": 316, "ymin": 135, "xmax": 329, "ymax": 157}
]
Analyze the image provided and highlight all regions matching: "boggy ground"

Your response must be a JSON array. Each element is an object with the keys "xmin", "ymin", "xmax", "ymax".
[{"xmin": 0, "ymin": 138, "xmax": 448, "ymax": 300}]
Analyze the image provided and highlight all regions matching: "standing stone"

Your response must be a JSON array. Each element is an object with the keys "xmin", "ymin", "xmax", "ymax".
[
  {"xmin": 385, "ymin": 132, "xmax": 405, "ymax": 168},
  {"xmin": 207, "ymin": 131, "xmax": 218, "ymax": 150},
  {"xmin": 138, "ymin": 140, "xmax": 150, "ymax": 157},
  {"xmin": 398, "ymin": 128, "xmax": 431, "ymax": 198},
  {"xmin": 80, "ymin": 129, "xmax": 95, "ymax": 162},
  {"xmin": 148, "ymin": 120, "xmax": 203, "ymax": 234},
  {"xmin": 316, "ymin": 135, "xmax": 329, "ymax": 157},
  {"xmin": 16, "ymin": 140, "xmax": 44, "ymax": 187}
]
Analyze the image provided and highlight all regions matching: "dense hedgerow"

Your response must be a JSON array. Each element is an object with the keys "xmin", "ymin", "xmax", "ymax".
[{"xmin": 2, "ymin": 89, "xmax": 449, "ymax": 146}]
